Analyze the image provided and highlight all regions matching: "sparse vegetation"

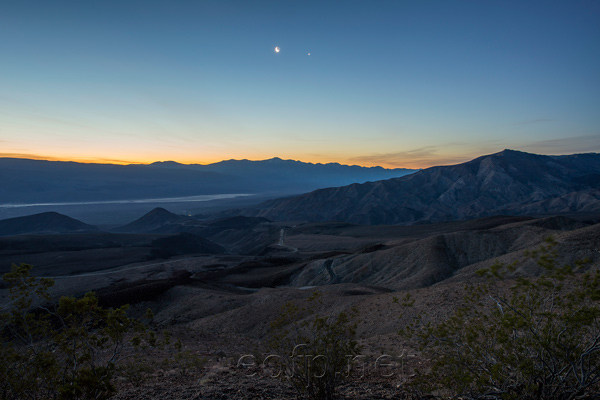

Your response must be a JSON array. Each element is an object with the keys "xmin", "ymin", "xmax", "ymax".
[
  {"xmin": 164, "ymin": 338, "xmax": 207, "ymax": 377},
  {"xmin": 117, "ymin": 355, "xmax": 156, "ymax": 386},
  {"xmin": 402, "ymin": 237, "xmax": 600, "ymax": 399},
  {"xmin": 0, "ymin": 263, "xmax": 157, "ymax": 400},
  {"xmin": 269, "ymin": 291, "xmax": 361, "ymax": 400}
]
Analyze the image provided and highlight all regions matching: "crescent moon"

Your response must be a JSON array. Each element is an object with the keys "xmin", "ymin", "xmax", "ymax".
[{"xmin": 274, "ymin": 46, "xmax": 280, "ymax": 53}]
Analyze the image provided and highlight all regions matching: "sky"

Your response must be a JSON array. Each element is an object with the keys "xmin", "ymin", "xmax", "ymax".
[{"xmin": 1, "ymin": 0, "xmax": 599, "ymax": 169}]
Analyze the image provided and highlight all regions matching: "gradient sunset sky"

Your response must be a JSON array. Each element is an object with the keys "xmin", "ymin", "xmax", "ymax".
[{"xmin": 1, "ymin": 0, "xmax": 599, "ymax": 168}]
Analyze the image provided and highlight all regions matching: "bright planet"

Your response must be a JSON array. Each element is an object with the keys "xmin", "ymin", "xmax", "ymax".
[{"xmin": 274, "ymin": 46, "xmax": 280, "ymax": 53}]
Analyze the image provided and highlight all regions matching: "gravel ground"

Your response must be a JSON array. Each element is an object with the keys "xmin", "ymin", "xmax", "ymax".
[{"xmin": 111, "ymin": 366, "xmax": 424, "ymax": 400}]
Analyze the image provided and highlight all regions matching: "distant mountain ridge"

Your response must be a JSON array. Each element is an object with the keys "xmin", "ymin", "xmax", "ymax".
[
  {"xmin": 237, "ymin": 150, "xmax": 600, "ymax": 224},
  {"xmin": 0, "ymin": 157, "xmax": 415, "ymax": 204},
  {"xmin": 153, "ymin": 157, "xmax": 415, "ymax": 188}
]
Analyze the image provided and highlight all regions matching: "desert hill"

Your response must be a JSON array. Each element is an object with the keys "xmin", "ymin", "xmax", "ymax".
[
  {"xmin": 0, "ymin": 211, "xmax": 98, "ymax": 236},
  {"xmin": 112, "ymin": 207, "xmax": 196, "ymax": 233},
  {"xmin": 238, "ymin": 150, "xmax": 600, "ymax": 224},
  {"xmin": 111, "ymin": 208, "xmax": 278, "ymax": 255}
]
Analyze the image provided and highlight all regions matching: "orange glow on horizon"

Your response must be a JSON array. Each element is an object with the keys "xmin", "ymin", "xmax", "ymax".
[{"xmin": 0, "ymin": 151, "xmax": 472, "ymax": 169}]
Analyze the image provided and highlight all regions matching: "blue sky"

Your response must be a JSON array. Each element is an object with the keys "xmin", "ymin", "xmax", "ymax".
[{"xmin": 1, "ymin": 0, "xmax": 599, "ymax": 168}]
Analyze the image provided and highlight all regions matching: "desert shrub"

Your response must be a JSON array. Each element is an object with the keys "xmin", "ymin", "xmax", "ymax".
[
  {"xmin": 404, "ymin": 238, "xmax": 600, "ymax": 399},
  {"xmin": 117, "ymin": 355, "xmax": 156, "ymax": 386},
  {"xmin": 269, "ymin": 291, "xmax": 361, "ymax": 400},
  {"xmin": 161, "ymin": 338, "xmax": 206, "ymax": 377},
  {"xmin": 0, "ymin": 263, "xmax": 157, "ymax": 400}
]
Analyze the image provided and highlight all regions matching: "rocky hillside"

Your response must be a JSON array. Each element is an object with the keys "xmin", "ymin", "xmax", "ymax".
[
  {"xmin": 287, "ymin": 216, "xmax": 599, "ymax": 290},
  {"xmin": 241, "ymin": 150, "xmax": 600, "ymax": 224}
]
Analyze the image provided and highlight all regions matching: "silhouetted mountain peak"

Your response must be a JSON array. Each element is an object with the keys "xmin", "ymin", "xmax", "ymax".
[
  {"xmin": 134, "ymin": 207, "xmax": 182, "ymax": 223},
  {"xmin": 145, "ymin": 207, "xmax": 178, "ymax": 219},
  {"xmin": 149, "ymin": 161, "xmax": 185, "ymax": 168},
  {"xmin": 498, "ymin": 148, "xmax": 526, "ymax": 155},
  {"xmin": 469, "ymin": 149, "xmax": 541, "ymax": 165},
  {"xmin": 113, "ymin": 207, "xmax": 187, "ymax": 233}
]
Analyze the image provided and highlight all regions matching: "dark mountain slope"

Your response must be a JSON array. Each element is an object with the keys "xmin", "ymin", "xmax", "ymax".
[
  {"xmin": 242, "ymin": 150, "xmax": 600, "ymax": 224},
  {"xmin": 0, "ymin": 212, "xmax": 97, "ymax": 236}
]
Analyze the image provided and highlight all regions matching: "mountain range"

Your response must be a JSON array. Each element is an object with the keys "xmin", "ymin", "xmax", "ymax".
[
  {"xmin": 2, "ymin": 150, "xmax": 599, "ymax": 231},
  {"xmin": 0, "ymin": 157, "xmax": 414, "ymax": 204},
  {"xmin": 236, "ymin": 150, "xmax": 600, "ymax": 224}
]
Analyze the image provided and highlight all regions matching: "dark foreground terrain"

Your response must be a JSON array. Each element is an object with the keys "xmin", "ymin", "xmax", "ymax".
[{"xmin": 2, "ymin": 207, "xmax": 599, "ymax": 398}]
